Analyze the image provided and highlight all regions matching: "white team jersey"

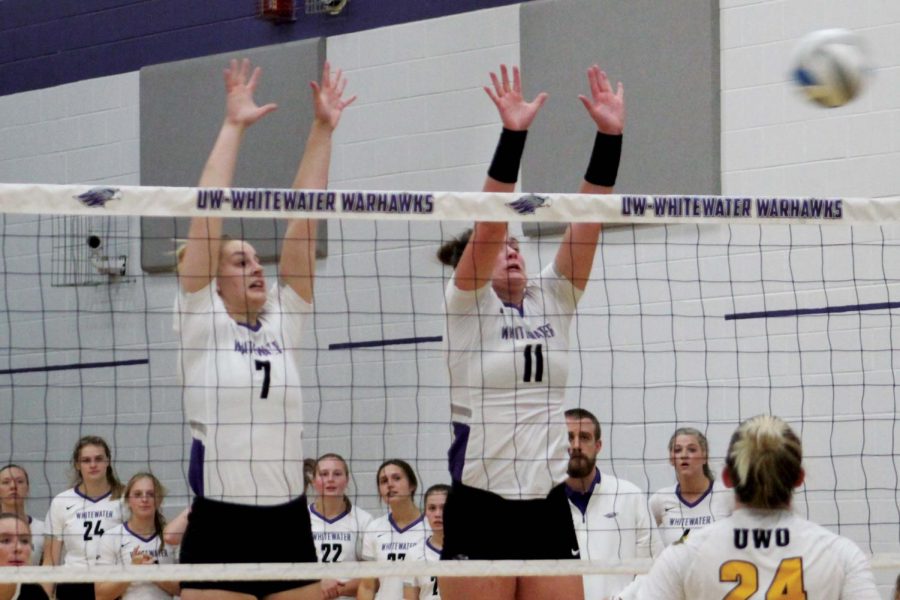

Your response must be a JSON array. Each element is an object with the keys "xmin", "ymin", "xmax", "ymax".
[
  {"xmin": 310, "ymin": 503, "xmax": 373, "ymax": 563},
  {"xmin": 445, "ymin": 264, "xmax": 580, "ymax": 499},
  {"xmin": 309, "ymin": 503, "xmax": 373, "ymax": 599},
  {"xmin": 405, "ymin": 538, "xmax": 441, "ymax": 600},
  {"xmin": 96, "ymin": 523, "xmax": 177, "ymax": 600},
  {"xmin": 175, "ymin": 282, "xmax": 311, "ymax": 505},
  {"xmin": 362, "ymin": 513, "xmax": 429, "ymax": 600},
  {"xmin": 567, "ymin": 471, "xmax": 660, "ymax": 600},
  {"xmin": 45, "ymin": 488, "xmax": 123, "ymax": 567},
  {"xmin": 28, "ymin": 516, "xmax": 45, "ymax": 565},
  {"xmin": 637, "ymin": 509, "xmax": 880, "ymax": 600},
  {"xmin": 648, "ymin": 481, "xmax": 734, "ymax": 546}
]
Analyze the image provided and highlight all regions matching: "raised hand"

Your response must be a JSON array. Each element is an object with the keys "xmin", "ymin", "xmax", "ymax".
[
  {"xmin": 578, "ymin": 64, "xmax": 625, "ymax": 135},
  {"xmin": 223, "ymin": 58, "xmax": 278, "ymax": 127},
  {"xmin": 484, "ymin": 64, "xmax": 548, "ymax": 131},
  {"xmin": 310, "ymin": 61, "xmax": 357, "ymax": 130}
]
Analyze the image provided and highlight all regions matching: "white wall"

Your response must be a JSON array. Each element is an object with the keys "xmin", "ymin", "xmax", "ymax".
[
  {"xmin": 0, "ymin": 72, "xmax": 140, "ymax": 186},
  {"xmin": 720, "ymin": 0, "xmax": 900, "ymax": 198}
]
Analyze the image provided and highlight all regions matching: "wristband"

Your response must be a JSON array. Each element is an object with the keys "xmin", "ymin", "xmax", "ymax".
[
  {"xmin": 584, "ymin": 132, "xmax": 623, "ymax": 187},
  {"xmin": 487, "ymin": 128, "xmax": 528, "ymax": 184}
]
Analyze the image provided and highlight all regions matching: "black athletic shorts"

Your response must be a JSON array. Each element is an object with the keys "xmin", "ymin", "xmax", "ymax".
[
  {"xmin": 179, "ymin": 495, "xmax": 318, "ymax": 598},
  {"xmin": 54, "ymin": 583, "xmax": 92, "ymax": 600},
  {"xmin": 441, "ymin": 481, "xmax": 580, "ymax": 561}
]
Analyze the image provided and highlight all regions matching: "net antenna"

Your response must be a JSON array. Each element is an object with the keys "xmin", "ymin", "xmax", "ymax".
[
  {"xmin": 51, "ymin": 214, "xmax": 129, "ymax": 287},
  {"xmin": 305, "ymin": 0, "xmax": 348, "ymax": 15}
]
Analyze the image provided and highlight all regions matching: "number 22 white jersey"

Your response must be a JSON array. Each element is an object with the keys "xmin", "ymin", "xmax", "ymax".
[
  {"xmin": 637, "ymin": 508, "xmax": 879, "ymax": 599},
  {"xmin": 45, "ymin": 488, "xmax": 123, "ymax": 567},
  {"xmin": 309, "ymin": 503, "xmax": 373, "ymax": 563},
  {"xmin": 445, "ymin": 264, "xmax": 581, "ymax": 500},
  {"xmin": 309, "ymin": 503, "xmax": 374, "ymax": 599}
]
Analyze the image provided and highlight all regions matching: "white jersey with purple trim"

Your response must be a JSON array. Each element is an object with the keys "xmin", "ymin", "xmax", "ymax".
[
  {"xmin": 648, "ymin": 481, "xmax": 734, "ymax": 546},
  {"xmin": 309, "ymin": 503, "xmax": 373, "ymax": 599},
  {"xmin": 566, "ymin": 471, "xmax": 661, "ymax": 600},
  {"xmin": 361, "ymin": 513, "xmax": 429, "ymax": 600},
  {"xmin": 28, "ymin": 516, "xmax": 45, "ymax": 565},
  {"xmin": 45, "ymin": 487, "xmax": 123, "ymax": 567},
  {"xmin": 404, "ymin": 538, "xmax": 441, "ymax": 600},
  {"xmin": 175, "ymin": 282, "xmax": 311, "ymax": 505},
  {"xmin": 96, "ymin": 523, "xmax": 177, "ymax": 600},
  {"xmin": 310, "ymin": 503, "xmax": 373, "ymax": 562},
  {"xmin": 445, "ymin": 264, "xmax": 580, "ymax": 500},
  {"xmin": 637, "ymin": 509, "xmax": 880, "ymax": 600}
]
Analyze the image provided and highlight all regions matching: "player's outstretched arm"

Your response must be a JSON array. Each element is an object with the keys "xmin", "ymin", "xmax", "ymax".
[
  {"xmin": 556, "ymin": 63, "xmax": 625, "ymax": 291},
  {"xmin": 280, "ymin": 61, "xmax": 356, "ymax": 303},
  {"xmin": 181, "ymin": 59, "xmax": 277, "ymax": 294},
  {"xmin": 456, "ymin": 64, "xmax": 549, "ymax": 291}
]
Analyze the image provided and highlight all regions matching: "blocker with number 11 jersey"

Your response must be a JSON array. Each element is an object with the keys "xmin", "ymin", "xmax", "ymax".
[{"xmin": 445, "ymin": 263, "xmax": 581, "ymax": 500}]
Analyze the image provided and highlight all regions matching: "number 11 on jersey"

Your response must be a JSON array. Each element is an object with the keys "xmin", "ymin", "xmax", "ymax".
[{"xmin": 523, "ymin": 343, "xmax": 543, "ymax": 383}]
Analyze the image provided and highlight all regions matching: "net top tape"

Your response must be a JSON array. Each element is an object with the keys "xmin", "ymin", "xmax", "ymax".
[
  {"xmin": 0, "ymin": 559, "xmax": 654, "ymax": 583},
  {"xmin": 1, "ymin": 554, "xmax": 896, "ymax": 583},
  {"xmin": 1, "ymin": 184, "xmax": 898, "ymax": 225}
]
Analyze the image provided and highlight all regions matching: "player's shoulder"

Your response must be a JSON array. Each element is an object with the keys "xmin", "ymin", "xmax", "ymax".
[
  {"xmin": 650, "ymin": 484, "xmax": 677, "ymax": 502},
  {"xmin": 48, "ymin": 488, "xmax": 87, "ymax": 517},
  {"xmin": 51, "ymin": 487, "xmax": 80, "ymax": 503},
  {"xmin": 96, "ymin": 523, "xmax": 127, "ymax": 554},
  {"xmin": 787, "ymin": 514, "xmax": 859, "ymax": 548},
  {"xmin": 600, "ymin": 472, "xmax": 644, "ymax": 495},
  {"xmin": 272, "ymin": 281, "xmax": 312, "ymax": 313},
  {"xmin": 365, "ymin": 512, "xmax": 391, "ymax": 532},
  {"xmin": 528, "ymin": 262, "xmax": 580, "ymax": 304},
  {"xmin": 105, "ymin": 522, "xmax": 128, "ymax": 535},
  {"xmin": 352, "ymin": 505, "xmax": 375, "ymax": 525},
  {"xmin": 653, "ymin": 483, "xmax": 678, "ymax": 495}
]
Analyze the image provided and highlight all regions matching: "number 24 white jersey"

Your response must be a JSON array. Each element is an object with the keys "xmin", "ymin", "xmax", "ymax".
[{"xmin": 45, "ymin": 488, "xmax": 123, "ymax": 567}]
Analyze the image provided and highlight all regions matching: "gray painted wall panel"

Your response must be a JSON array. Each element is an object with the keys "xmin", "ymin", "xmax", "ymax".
[
  {"xmin": 140, "ymin": 39, "xmax": 326, "ymax": 272},
  {"xmin": 521, "ymin": 0, "xmax": 719, "ymax": 196}
]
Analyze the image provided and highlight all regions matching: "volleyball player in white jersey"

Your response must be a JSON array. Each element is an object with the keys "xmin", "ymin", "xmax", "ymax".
[
  {"xmin": 648, "ymin": 427, "xmax": 733, "ymax": 546},
  {"xmin": 175, "ymin": 58, "xmax": 354, "ymax": 600},
  {"xmin": 438, "ymin": 63, "xmax": 624, "ymax": 600},
  {"xmin": 359, "ymin": 460, "xmax": 429, "ymax": 600},
  {"xmin": 44, "ymin": 436, "xmax": 125, "ymax": 600},
  {"xmin": 0, "ymin": 464, "xmax": 45, "ymax": 564},
  {"xmin": 403, "ymin": 484, "xmax": 448, "ymax": 600},
  {"xmin": 96, "ymin": 473, "xmax": 179, "ymax": 600},
  {"xmin": 0, "ymin": 513, "xmax": 49, "ymax": 600},
  {"xmin": 308, "ymin": 453, "xmax": 372, "ymax": 599},
  {"xmin": 637, "ymin": 415, "xmax": 880, "ymax": 600}
]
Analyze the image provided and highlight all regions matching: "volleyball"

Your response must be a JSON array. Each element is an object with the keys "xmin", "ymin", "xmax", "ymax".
[{"xmin": 791, "ymin": 28, "xmax": 867, "ymax": 108}]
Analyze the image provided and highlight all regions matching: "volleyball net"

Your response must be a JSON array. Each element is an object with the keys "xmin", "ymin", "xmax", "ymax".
[{"xmin": 2, "ymin": 184, "xmax": 900, "ymax": 584}]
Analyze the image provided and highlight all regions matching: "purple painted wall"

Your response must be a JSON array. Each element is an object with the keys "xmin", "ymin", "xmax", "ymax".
[{"xmin": 0, "ymin": 0, "xmax": 528, "ymax": 96}]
